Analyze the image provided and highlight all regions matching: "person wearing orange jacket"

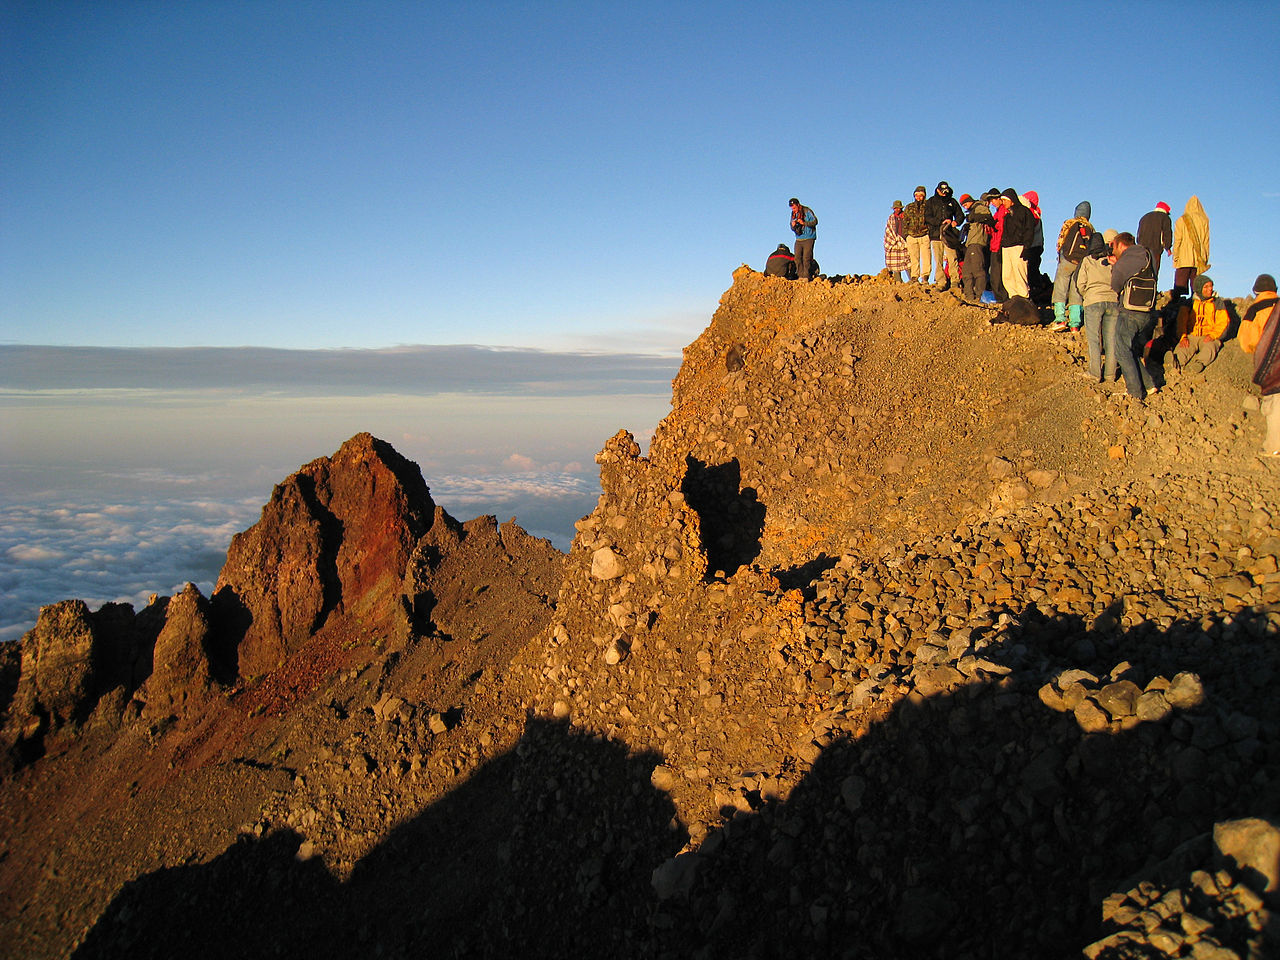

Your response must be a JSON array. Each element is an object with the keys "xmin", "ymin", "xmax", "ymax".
[{"xmin": 1172, "ymin": 274, "xmax": 1230, "ymax": 375}]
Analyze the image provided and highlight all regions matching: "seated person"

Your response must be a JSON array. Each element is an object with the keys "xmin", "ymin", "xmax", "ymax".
[
  {"xmin": 1173, "ymin": 274, "xmax": 1230, "ymax": 374},
  {"xmin": 764, "ymin": 243, "xmax": 796, "ymax": 279}
]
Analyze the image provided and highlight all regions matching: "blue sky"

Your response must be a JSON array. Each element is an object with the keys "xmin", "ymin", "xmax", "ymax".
[{"xmin": 4, "ymin": 1, "xmax": 1277, "ymax": 353}]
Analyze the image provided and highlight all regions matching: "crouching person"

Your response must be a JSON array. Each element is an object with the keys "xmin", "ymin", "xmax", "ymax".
[{"xmin": 1172, "ymin": 274, "xmax": 1230, "ymax": 375}]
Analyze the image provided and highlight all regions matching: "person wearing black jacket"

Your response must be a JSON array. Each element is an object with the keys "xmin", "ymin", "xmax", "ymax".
[
  {"xmin": 924, "ymin": 181, "xmax": 965, "ymax": 289},
  {"xmin": 998, "ymin": 189, "xmax": 1035, "ymax": 299},
  {"xmin": 1136, "ymin": 202, "xmax": 1174, "ymax": 285}
]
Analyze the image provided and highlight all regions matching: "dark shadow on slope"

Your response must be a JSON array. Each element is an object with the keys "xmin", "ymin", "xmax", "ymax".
[
  {"xmin": 682, "ymin": 457, "xmax": 766, "ymax": 579},
  {"xmin": 72, "ymin": 718, "xmax": 685, "ymax": 960},
  {"xmin": 648, "ymin": 603, "xmax": 1280, "ymax": 960},
  {"xmin": 772, "ymin": 554, "xmax": 839, "ymax": 591}
]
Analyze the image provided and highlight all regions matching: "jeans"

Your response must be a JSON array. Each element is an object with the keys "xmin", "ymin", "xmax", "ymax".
[
  {"xmin": 1116, "ymin": 308, "xmax": 1155, "ymax": 399},
  {"xmin": 795, "ymin": 238, "xmax": 815, "ymax": 280},
  {"xmin": 1083, "ymin": 301, "xmax": 1119, "ymax": 381},
  {"xmin": 1052, "ymin": 259, "xmax": 1082, "ymax": 306}
]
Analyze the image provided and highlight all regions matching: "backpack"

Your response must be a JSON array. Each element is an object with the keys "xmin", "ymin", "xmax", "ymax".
[
  {"xmin": 1060, "ymin": 224, "xmax": 1092, "ymax": 264},
  {"xmin": 992, "ymin": 296, "xmax": 1041, "ymax": 326},
  {"xmin": 1120, "ymin": 248, "xmax": 1157, "ymax": 311}
]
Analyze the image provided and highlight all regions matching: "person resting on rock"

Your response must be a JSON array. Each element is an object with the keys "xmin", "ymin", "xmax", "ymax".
[
  {"xmin": 1171, "ymin": 274, "xmax": 1230, "ymax": 376},
  {"xmin": 765, "ymin": 243, "xmax": 796, "ymax": 279}
]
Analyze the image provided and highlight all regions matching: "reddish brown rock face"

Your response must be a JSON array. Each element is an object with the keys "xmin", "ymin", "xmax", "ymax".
[{"xmin": 214, "ymin": 433, "xmax": 437, "ymax": 678}]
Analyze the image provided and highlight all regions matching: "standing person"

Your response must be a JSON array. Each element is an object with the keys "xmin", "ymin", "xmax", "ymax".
[
  {"xmin": 1110, "ymin": 232, "xmax": 1158, "ymax": 401},
  {"xmin": 1075, "ymin": 231, "xmax": 1119, "ymax": 382},
  {"xmin": 764, "ymin": 243, "xmax": 796, "ymax": 278},
  {"xmin": 902, "ymin": 186, "xmax": 930, "ymax": 283},
  {"xmin": 788, "ymin": 198, "xmax": 818, "ymax": 280},
  {"xmin": 883, "ymin": 200, "xmax": 910, "ymax": 281},
  {"xmin": 998, "ymin": 189, "xmax": 1035, "ymax": 300},
  {"xmin": 925, "ymin": 181, "xmax": 964, "ymax": 289},
  {"xmin": 1051, "ymin": 201, "xmax": 1094, "ymax": 332},
  {"xmin": 1172, "ymin": 196, "xmax": 1210, "ymax": 297},
  {"xmin": 1137, "ymin": 201, "xmax": 1174, "ymax": 286},
  {"xmin": 1171, "ymin": 274, "xmax": 1230, "ymax": 375},
  {"xmin": 1252, "ymin": 276, "xmax": 1280, "ymax": 457},
  {"xmin": 959, "ymin": 193, "xmax": 994, "ymax": 301},
  {"xmin": 1021, "ymin": 190, "xmax": 1046, "ymax": 290},
  {"xmin": 985, "ymin": 189, "xmax": 1008, "ymax": 302}
]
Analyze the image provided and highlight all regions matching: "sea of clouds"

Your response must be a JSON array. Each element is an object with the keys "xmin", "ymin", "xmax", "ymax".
[{"xmin": 1, "ymin": 344, "xmax": 677, "ymax": 643}]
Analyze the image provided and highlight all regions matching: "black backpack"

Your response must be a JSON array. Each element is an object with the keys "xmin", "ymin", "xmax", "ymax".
[
  {"xmin": 1060, "ymin": 224, "xmax": 1092, "ymax": 264},
  {"xmin": 1120, "ymin": 248, "xmax": 1157, "ymax": 311}
]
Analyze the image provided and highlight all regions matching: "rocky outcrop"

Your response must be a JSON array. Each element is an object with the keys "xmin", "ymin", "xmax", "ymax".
[
  {"xmin": 214, "ymin": 432, "xmax": 438, "ymax": 678},
  {"xmin": 141, "ymin": 583, "xmax": 217, "ymax": 719}
]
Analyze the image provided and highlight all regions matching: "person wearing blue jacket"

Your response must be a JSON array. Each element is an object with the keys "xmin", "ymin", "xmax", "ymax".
[{"xmin": 789, "ymin": 198, "xmax": 818, "ymax": 280}]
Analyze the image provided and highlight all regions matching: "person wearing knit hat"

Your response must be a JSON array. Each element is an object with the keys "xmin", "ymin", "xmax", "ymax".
[
  {"xmin": 902, "ymin": 186, "xmax": 930, "ymax": 283},
  {"xmin": 788, "ymin": 198, "xmax": 818, "ymax": 280},
  {"xmin": 959, "ymin": 193, "xmax": 996, "ymax": 302},
  {"xmin": 1238, "ymin": 274, "xmax": 1279, "ymax": 355},
  {"xmin": 884, "ymin": 200, "xmax": 910, "ymax": 281},
  {"xmin": 1171, "ymin": 273, "xmax": 1229, "ymax": 376},
  {"xmin": 1137, "ymin": 202, "xmax": 1174, "ymax": 287},
  {"xmin": 1050, "ymin": 201, "xmax": 1094, "ymax": 332}
]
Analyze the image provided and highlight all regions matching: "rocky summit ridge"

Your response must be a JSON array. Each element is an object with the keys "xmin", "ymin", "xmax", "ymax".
[{"xmin": 2, "ymin": 268, "xmax": 1279, "ymax": 959}]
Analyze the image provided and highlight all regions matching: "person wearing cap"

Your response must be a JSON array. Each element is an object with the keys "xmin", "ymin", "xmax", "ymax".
[
  {"xmin": 1137, "ymin": 202, "xmax": 1174, "ymax": 286},
  {"xmin": 925, "ymin": 181, "xmax": 965, "ymax": 289},
  {"xmin": 902, "ymin": 186, "xmax": 930, "ymax": 282},
  {"xmin": 1172, "ymin": 196, "xmax": 1210, "ymax": 297},
  {"xmin": 1108, "ymin": 232, "xmax": 1158, "ymax": 401},
  {"xmin": 788, "ymin": 198, "xmax": 818, "ymax": 280},
  {"xmin": 764, "ymin": 243, "xmax": 796, "ymax": 279},
  {"xmin": 883, "ymin": 200, "xmax": 910, "ymax": 282},
  {"xmin": 1239, "ymin": 274, "xmax": 1279, "ymax": 355},
  {"xmin": 1171, "ymin": 274, "xmax": 1229, "ymax": 375},
  {"xmin": 1250, "ymin": 274, "xmax": 1280, "ymax": 457},
  {"xmin": 997, "ymin": 189, "xmax": 1035, "ymax": 300},
  {"xmin": 958, "ymin": 193, "xmax": 995, "ymax": 302},
  {"xmin": 1050, "ymin": 201, "xmax": 1094, "ymax": 332}
]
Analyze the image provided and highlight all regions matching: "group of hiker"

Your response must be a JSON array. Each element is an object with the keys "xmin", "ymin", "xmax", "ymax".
[{"xmin": 763, "ymin": 192, "xmax": 1280, "ymax": 458}]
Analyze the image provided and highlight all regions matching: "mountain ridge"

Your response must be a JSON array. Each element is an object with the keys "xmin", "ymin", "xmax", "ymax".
[{"xmin": 2, "ymin": 269, "xmax": 1278, "ymax": 958}]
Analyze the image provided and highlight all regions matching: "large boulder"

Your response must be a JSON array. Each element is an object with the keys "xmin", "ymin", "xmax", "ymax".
[{"xmin": 213, "ymin": 433, "xmax": 438, "ymax": 678}]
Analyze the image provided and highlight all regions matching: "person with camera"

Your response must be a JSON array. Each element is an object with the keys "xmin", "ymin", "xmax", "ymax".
[{"xmin": 788, "ymin": 198, "xmax": 818, "ymax": 280}]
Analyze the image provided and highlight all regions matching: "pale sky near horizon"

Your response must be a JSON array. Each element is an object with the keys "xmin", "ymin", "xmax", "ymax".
[{"xmin": 4, "ymin": 1, "xmax": 1278, "ymax": 353}]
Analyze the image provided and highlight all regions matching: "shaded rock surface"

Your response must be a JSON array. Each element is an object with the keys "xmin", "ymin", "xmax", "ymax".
[{"xmin": 2, "ymin": 270, "xmax": 1279, "ymax": 959}]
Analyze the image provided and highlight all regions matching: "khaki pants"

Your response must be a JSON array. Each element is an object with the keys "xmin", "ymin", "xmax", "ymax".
[
  {"xmin": 906, "ymin": 234, "xmax": 930, "ymax": 281},
  {"xmin": 1002, "ymin": 244, "xmax": 1029, "ymax": 298},
  {"xmin": 931, "ymin": 239, "xmax": 959, "ymax": 285},
  {"xmin": 1263, "ymin": 394, "xmax": 1280, "ymax": 454},
  {"xmin": 1174, "ymin": 335, "xmax": 1220, "ymax": 370}
]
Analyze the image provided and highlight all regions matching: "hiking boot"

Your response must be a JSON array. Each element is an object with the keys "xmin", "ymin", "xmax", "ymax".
[{"xmin": 1049, "ymin": 321, "xmax": 1070, "ymax": 333}]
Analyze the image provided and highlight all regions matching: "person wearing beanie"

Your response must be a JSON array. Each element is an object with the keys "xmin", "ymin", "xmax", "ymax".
[
  {"xmin": 1075, "ymin": 230, "xmax": 1120, "ymax": 383},
  {"xmin": 997, "ymin": 189, "xmax": 1035, "ymax": 300},
  {"xmin": 1251, "ymin": 273, "xmax": 1280, "ymax": 456},
  {"xmin": 959, "ymin": 193, "xmax": 996, "ymax": 301},
  {"xmin": 902, "ymin": 186, "xmax": 930, "ymax": 283},
  {"xmin": 1171, "ymin": 273, "xmax": 1230, "ymax": 375},
  {"xmin": 1172, "ymin": 196, "xmax": 1210, "ymax": 297},
  {"xmin": 883, "ymin": 200, "xmax": 910, "ymax": 281},
  {"xmin": 924, "ymin": 181, "xmax": 965, "ymax": 290},
  {"xmin": 1020, "ymin": 190, "xmax": 1046, "ymax": 288},
  {"xmin": 1051, "ymin": 201, "xmax": 1094, "ymax": 332},
  {"xmin": 1137, "ymin": 202, "xmax": 1174, "ymax": 286},
  {"xmin": 764, "ymin": 242, "xmax": 796, "ymax": 279},
  {"xmin": 788, "ymin": 198, "xmax": 818, "ymax": 280},
  {"xmin": 1238, "ymin": 274, "xmax": 1279, "ymax": 355}
]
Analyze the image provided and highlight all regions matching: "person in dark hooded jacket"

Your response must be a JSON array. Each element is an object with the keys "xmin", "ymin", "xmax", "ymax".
[
  {"xmin": 924, "ymin": 181, "xmax": 965, "ymax": 289},
  {"xmin": 764, "ymin": 243, "xmax": 796, "ymax": 278},
  {"xmin": 998, "ymin": 189, "xmax": 1035, "ymax": 299}
]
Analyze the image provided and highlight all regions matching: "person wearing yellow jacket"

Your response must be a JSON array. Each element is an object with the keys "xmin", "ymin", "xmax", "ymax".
[
  {"xmin": 1173, "ymin": 274, "xmax": 1230, "ymax": 374},
  {"xmin": 1238, "ymin": 274, "xmax": 1278, "ymax": 355},
  {"xmin": 1172, "ymin": 196, "xmax": 1210, "ymax": 296}
]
